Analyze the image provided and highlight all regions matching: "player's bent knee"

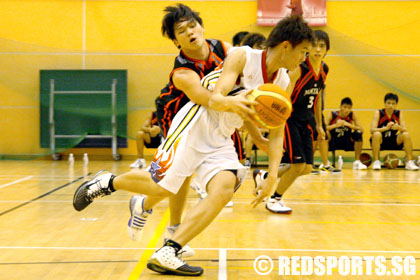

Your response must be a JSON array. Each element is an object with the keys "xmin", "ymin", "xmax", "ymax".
[
  {"xmin": 302, "ymin": 164, "xmax": 312, "ymax": 175},
  {"xmin": 290, "ymin": 163, "xmax": 306, "ymax": 175},
  {"xmin": 372, "ymin": 131, "xmax": 382, "ymax": 139}
]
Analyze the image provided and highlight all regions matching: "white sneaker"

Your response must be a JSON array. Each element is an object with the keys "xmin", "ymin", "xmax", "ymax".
[
  {"xmin": 225, "ymin": 200, "xmax": 234, "ymax": 207},
  {"xmin": 353, "ymin": 160, "xmax": 367, "ymax": 170},
  {"xmin": 372, "ymin": 160, "xmax": 381, "ymax": 170},
  {"xmin": 243, "ymin": 159, "xmax": 252, "ymax": 169},
  {"xmin": 405, "ymin": 160, "xmax": 419, "ymax": 171},
  {"xmin": 252, "ymin": 169, "xmax": 266, "ymax": 189},
  {"xmin": 73, "ymin": 170, "xmax": 114, "ymax": 211},
  {"xmin": 128, "ymin": 195, "xmax": 152, "ymax": 241},
  {"xmin": 265, "ymin": 197, "xmax": 292, "ymax": 214},
  {"xmin": 130, "ymin": 158, "xmax": 146, "ymax": 169},
  {"xmin": 165, "ymin": 224, "xmax": 195, "ymax": 258},
  {"xmin": 147, "ymin": 246, "xmax": 203, "ymax": 276}
]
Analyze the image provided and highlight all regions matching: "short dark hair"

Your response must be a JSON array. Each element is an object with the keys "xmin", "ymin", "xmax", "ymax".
[
  {"xmin": 314, "ymin": 30, "xmax": 330, "ymax": 51},
  {"xmin": 161, "ymin": 4, "xmax": 203, "ymax": 40},
  {"xmin": 241, "ymin": 33, "xmax": 266, "ymax": 49},
  {"xmin": 341, "ymin": 97, "xmax": 353, "ymax": 106},
  {"xmin": 265, "ymin": 15, "xmax": 313, "ymax": 48},
  {"xmin": 384, "ymin": 92, "xmax": 399, "ymax": 103},
  {"xmin": 232, "ymin": 31, "xmax": 249, "ymax": 46}
]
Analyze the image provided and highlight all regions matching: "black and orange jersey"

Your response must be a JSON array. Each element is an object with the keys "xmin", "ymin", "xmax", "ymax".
[
  {"xmin": 156, "ymin": 39, "xmax": 227, "ymax": 137},
  {"xmin": 289, "ymin": 58, "xmax": 328, "ymax": 122},
  {"xmin": 329, "ymin": 111, "xmax": 354, "ymax": 138},
  {"xmin": 377, "ymin": 109, "xmax": 400, "ymax": 138}
]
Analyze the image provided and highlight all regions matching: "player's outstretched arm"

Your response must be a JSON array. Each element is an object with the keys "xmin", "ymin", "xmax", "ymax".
[
  {"xmin": 252, "ymin": 124, "xmax": 284, "ymax": 207},
  {"xmin": 172, "ymin": 69, "xmax": 213, "ymax": 106}
]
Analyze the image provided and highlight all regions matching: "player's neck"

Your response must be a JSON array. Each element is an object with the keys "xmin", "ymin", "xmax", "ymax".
[
  {"xmin": 182, "ymin": 42, "xmax": 210, "ymax": 61},
  {"xmin": 339, "ymin": 111, "xmax": 349, "ymax": 118},
  {"xmin": 265, "ymin": 48, "xmax": 282, "ymax": 81},
  {"xmin": 385, "ymin": 108, "xmax": 395, "ymax": 117},
  {"xmin": 308, "ymin": 57, "xmax": 322, "ymax": 74}
]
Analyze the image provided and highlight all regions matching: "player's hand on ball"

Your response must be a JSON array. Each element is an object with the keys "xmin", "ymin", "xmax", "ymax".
[{"xmin": 228, "ymin": 91, "xmax": 256, "ymax": 120}]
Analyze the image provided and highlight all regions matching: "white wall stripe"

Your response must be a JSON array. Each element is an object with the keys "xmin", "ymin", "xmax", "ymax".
[
  {"xmin": 219, "ymin": 249, "xmax": 228, "ymax": 280},
  {"xmin": 0, "ymin": 51, "xmax": 420, "ymax": 57},
  {"xmin": 0, "ymin": 176, "xmax": 33, "ymax": 189}
]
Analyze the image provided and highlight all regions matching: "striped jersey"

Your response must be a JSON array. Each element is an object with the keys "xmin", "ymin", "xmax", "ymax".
[
  {"xmin": 290, "ymin": 57, "xmax": 328, "ymax": 121},
  {"xmin": 329, "ymin": 111, "xmax": 354, "ymax": 137},
  {"xmin": 377, "ymin": 109, "xmax": 400, "ymax": 138},
  {"xmin": 156, "ymin": 39, "xmax": 227, "ymax": 137}
]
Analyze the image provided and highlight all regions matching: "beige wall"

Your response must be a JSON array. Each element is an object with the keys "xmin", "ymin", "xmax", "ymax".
[{"xmin": 0, "ymin": 0, "xmax": 419, "ymax": 157}]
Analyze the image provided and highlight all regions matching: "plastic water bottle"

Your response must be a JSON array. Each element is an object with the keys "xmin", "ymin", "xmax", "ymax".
[
  {"xmin": 68, "ymin": 153, "xmax": 74, "ymax": 166},
  {"xmin": 337, "ymin": 155, "xmax": 344, "ymax": 170},
  {"xmin": 83, "ymin": 153, "xmax": 89, "ymax": 166}
]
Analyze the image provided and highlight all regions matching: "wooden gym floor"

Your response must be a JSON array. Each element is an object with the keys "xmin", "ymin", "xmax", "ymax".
[{"xmin": 0, "ymin": 159, "xmax": 419, "ymax": 279}]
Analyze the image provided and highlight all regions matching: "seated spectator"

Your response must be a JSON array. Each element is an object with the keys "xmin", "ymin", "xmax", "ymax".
[
  {"xmin": 130, "ymin": 111, "xmax": 163, "ymax": 168},
  {"xmin": 325, "ymin": 97, "xmax": 367, "ymax": 170},
  {"xmin": 370, "ymin": 92, "xmax": 419, "ymax": 171},
  {"xmin": 232, "ymin": 31, "xmax": 249, "ymax": 46}
]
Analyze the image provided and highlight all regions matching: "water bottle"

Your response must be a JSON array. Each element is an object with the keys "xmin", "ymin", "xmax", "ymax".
[
  {"xmin": 68, "ymin": 153, "xmax": 74, "ymax": 166},
  {"xmin": 83, "ymin": 153, "xmax": 89, "ymax": 166},
  {"xmin": 337, "ymin": 155, "xmax": 344, "ymax": 170}
]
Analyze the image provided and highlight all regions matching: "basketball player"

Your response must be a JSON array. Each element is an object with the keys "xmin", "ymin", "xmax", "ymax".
[
  {"xmin": 254, "ymin": 30, "xmax": 329, "ymax": 214},
  {"xmin": 134, "ymin": 3, "xmax": 247, "ymax": 255},
  {"xmin": 370, "ymin": 93, "xmax": 418, "ymax": 170},
  {"xmin": 130, "ymin": 110, "xmax": 163, "ymax": 169},
  {"xmin": 73, "ymin": 15, "xmax": 313, "ymax": 275},
  {"xmin": 325, "ymin": 97, "xmax": 367, "ymax": 170}
]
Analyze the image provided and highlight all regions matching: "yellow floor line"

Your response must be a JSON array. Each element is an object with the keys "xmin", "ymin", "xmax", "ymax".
[{"xmin": 128, "ymin": 208, "xmax": 170, "ymax": 280}]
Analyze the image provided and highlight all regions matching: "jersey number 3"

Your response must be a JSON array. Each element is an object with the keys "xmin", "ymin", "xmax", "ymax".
[{"xmin": 307, "ymin": 96, "xmax": 315, "ymax": 108}]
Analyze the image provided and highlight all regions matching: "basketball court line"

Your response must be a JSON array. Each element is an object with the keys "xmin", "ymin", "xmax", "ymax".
[
  {"xmin": 219, "ymin": 249, "xmax": 227, "ymax": 280},
  {"xmin": 0, "ymin": 176, "xmax": 33, "ymax": 189},
  {"xmin": 128, "ymin": 209, "xmax": 170, "ymax": 280},
  {"xmin": 0, "ymin": 174, "xmax": 89, "ymax": 216}
]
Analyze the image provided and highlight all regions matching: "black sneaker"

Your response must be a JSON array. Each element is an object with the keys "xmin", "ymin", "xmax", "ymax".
[
  {"xmin": 147, "ymin": 246, "xmax": 203, "ymax": 276},
  {"xmin": 73, "ymin": 170, "xmax": 114, "ymax": 211},
  {"xmin": 319, "ymin": 165, "xmax": 341, "ymax": 173}
]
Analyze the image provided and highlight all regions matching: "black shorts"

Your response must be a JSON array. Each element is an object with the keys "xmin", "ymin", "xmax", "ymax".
[
  {"xmin": 370, "ymin": 134, "xmax": 403, "ymax": 150},
  {"xmin": 145, "ymin": 134, "xmax": 164, "ymax": 148},
  {"xmin": 282, "ymin": 118, "xmax": 313, "ymax": 164},
  {"xmin": 309, "ymin": 115, "xmax": 328, "ymax": 141},
  {"xmin": 329, "ymin": 130, "xmax": 362, "ymax": 151}
]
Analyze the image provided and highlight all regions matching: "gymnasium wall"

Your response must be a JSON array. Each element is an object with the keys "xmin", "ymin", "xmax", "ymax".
[{"xmin": 0, "ymin": 0, "xmax": 419, "ymax": 158}]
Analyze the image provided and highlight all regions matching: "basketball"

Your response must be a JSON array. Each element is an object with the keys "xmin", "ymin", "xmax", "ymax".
[
  {"xmin": 384, "ymin": 153, "xmax": 399, "ymax": 169},
  {"xmin": 247, "ymin": 83, "xmax": 292, "ymax": 129},
  {"xmin": 359, "ymin": 153, "xmax": 372, "ymax": 167}
]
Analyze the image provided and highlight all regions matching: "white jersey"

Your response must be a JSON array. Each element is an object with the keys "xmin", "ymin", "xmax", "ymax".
[
  {"xmin": 202, "ymin": 46, "xmax": 290, "ymax": 142},
  {"xmin": 148, "ymin": 46, "xmax": 289, "ymax": 193}
]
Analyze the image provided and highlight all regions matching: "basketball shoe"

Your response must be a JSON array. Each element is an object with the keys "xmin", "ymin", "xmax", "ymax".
[
  {"xmin": 73, "ymin": 170, "xmax": 114, "ymax": 211},
  {"xmin": 130, "ymin": 158, "xmax": 146, "ymax": 169},
  {"xmin": 319, "ymin": 163, "xmax": 341, "ymax": 173},
  {"xmin": 165, "ymin": 224, "xmax": 195, "ymax": 258},
  {"xmin": 405, "ymin": 160, "xmax": 419, "ymax": 171},
  {"xmin": 265, "ymin": 197, "xmax": 292, "ymax": 214},
  {"xmin": 128, "ymin": 195, "xmax": 152, "ymax": 241},
  {"xmin": 147, "ymin": 244, "xmax": 203, "ymax": 276},
  {"xmin": 353, "ymin": 160, "xmax": 367, "ymax": 170},
  {"xmin": 372, "ymin": 160, "xmax": 381, "ymax": 170}
]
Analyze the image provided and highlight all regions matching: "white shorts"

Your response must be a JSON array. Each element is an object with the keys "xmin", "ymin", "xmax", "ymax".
[{"xmin": 148, "ymin": 102, "xmax": 245, "ymax": 194}]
